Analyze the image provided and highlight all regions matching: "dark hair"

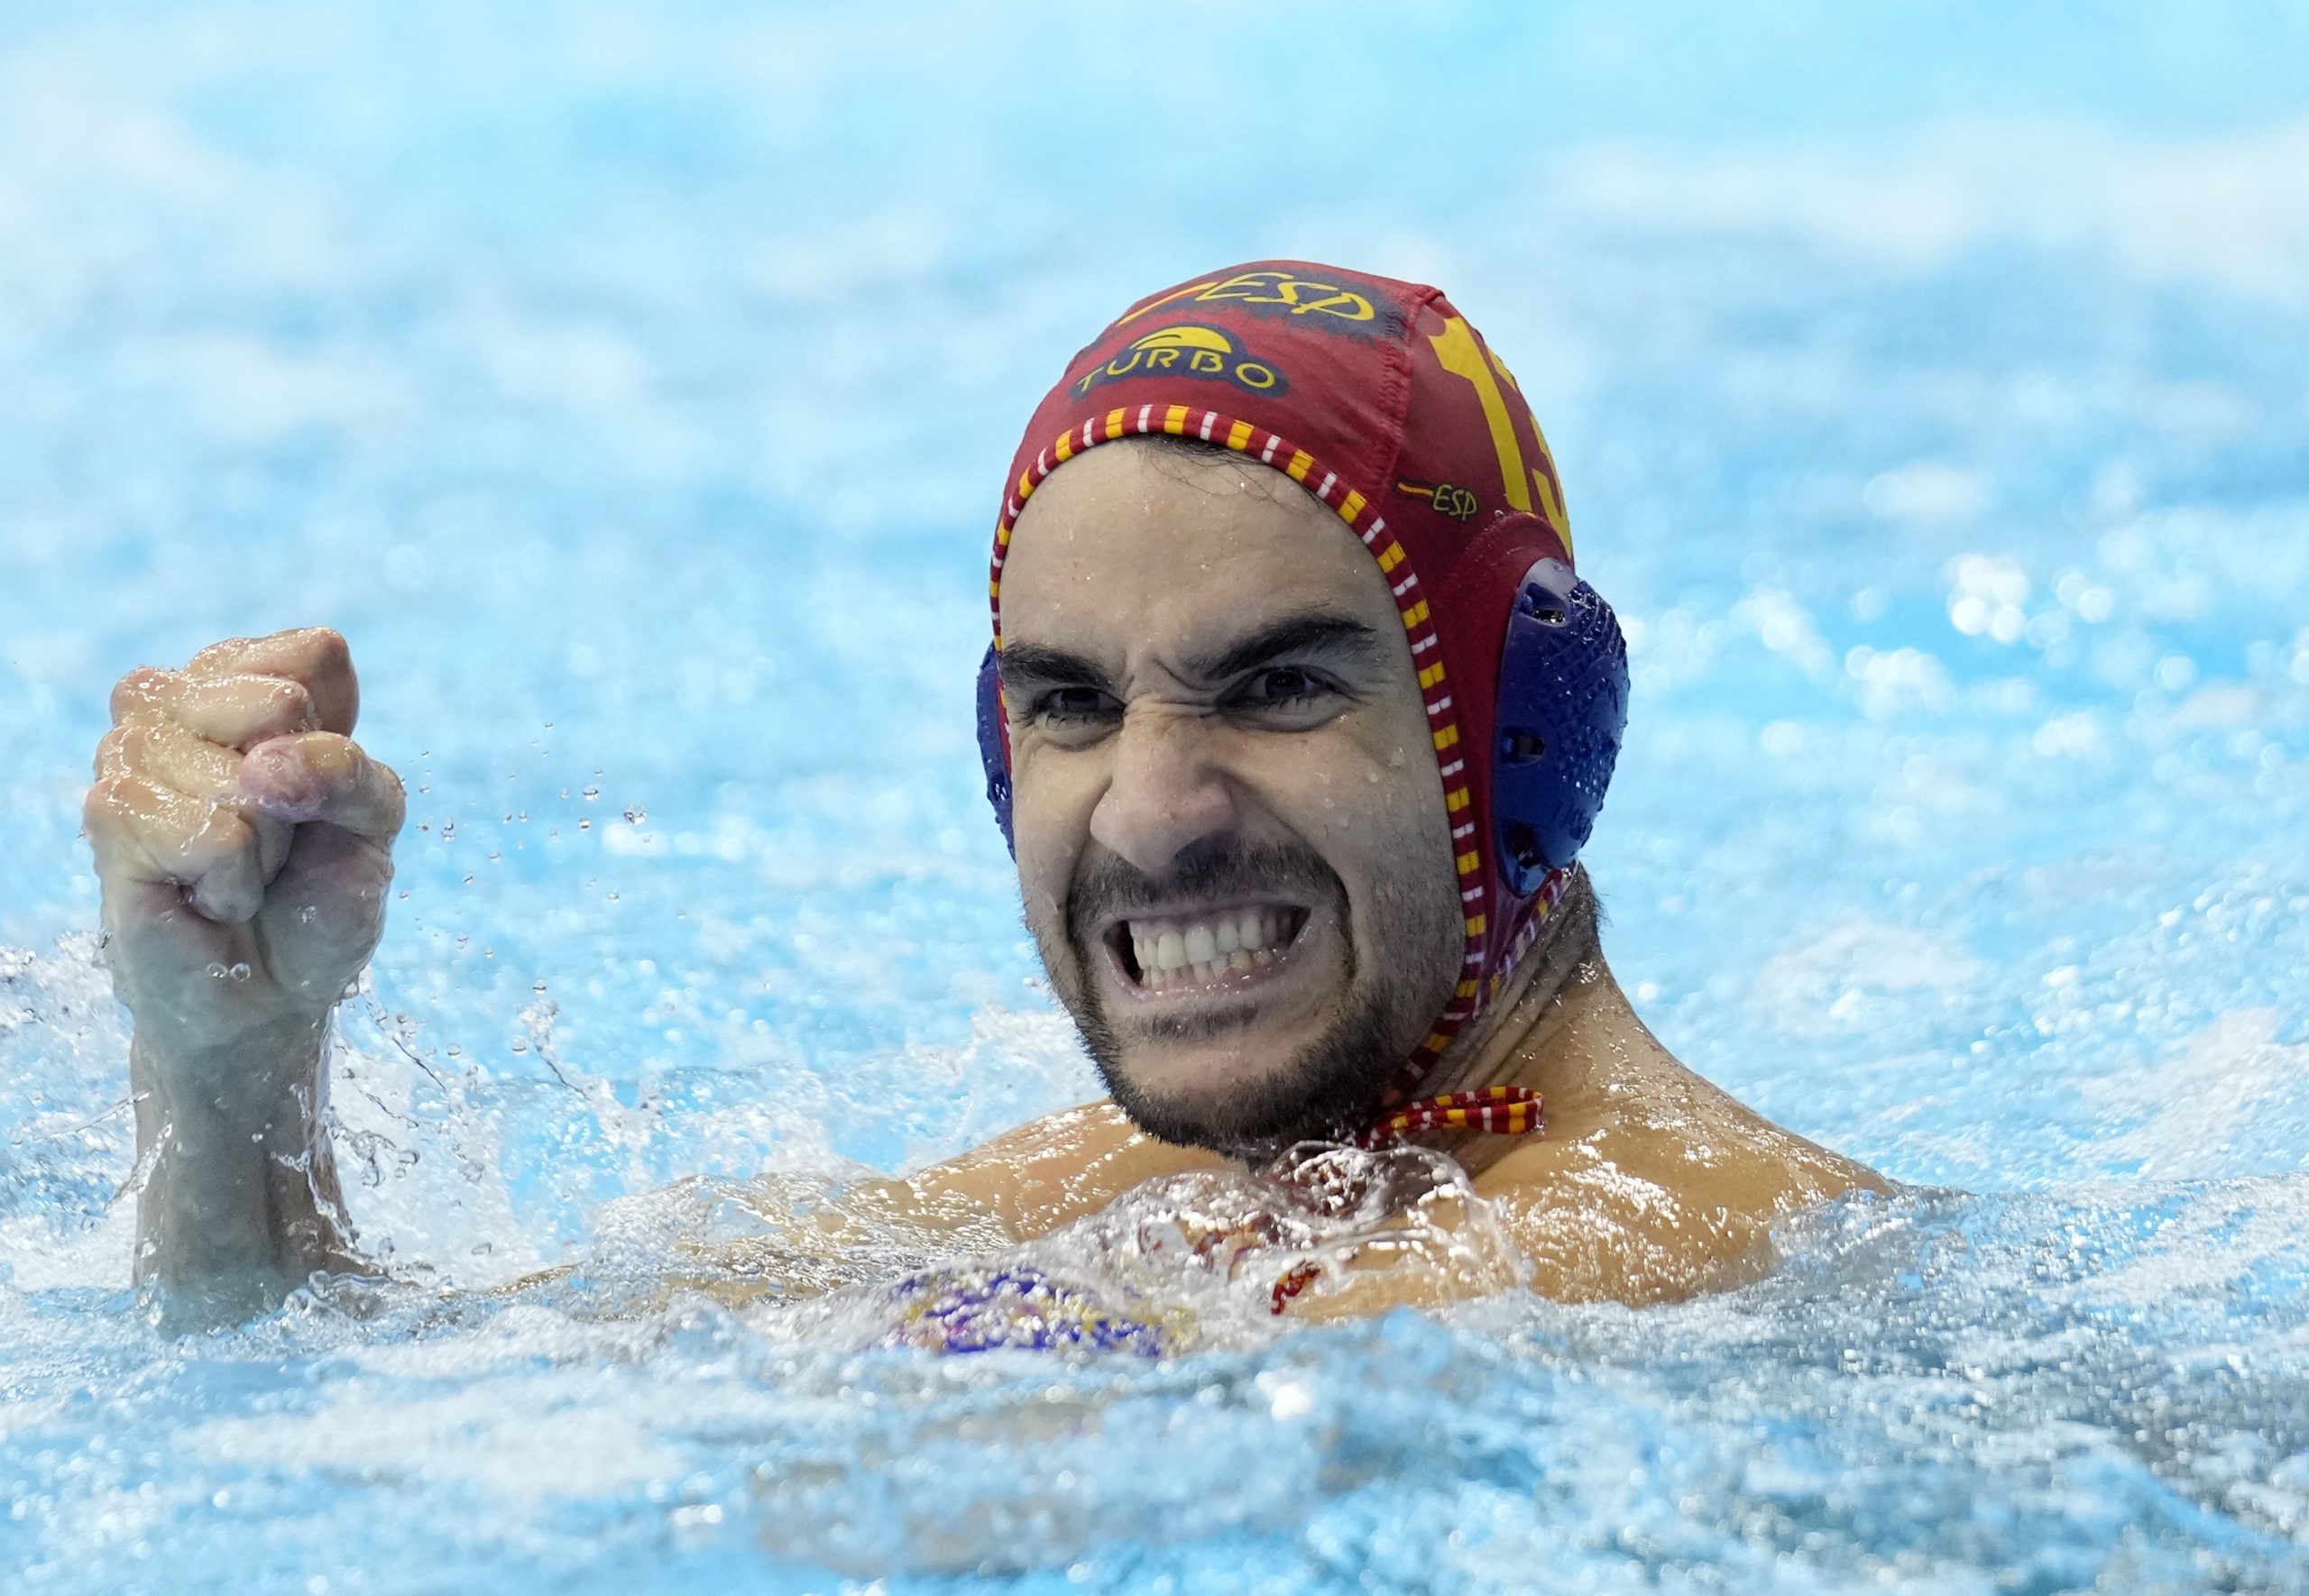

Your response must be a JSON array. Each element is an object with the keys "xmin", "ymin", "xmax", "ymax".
[
  {"xmin": 1135, "ymin": 431, "xmax": 1237, "ymax": 460},
  {"xmin": 1127, "ymin": 429, "xmax": 1300, "ymax": 503}
]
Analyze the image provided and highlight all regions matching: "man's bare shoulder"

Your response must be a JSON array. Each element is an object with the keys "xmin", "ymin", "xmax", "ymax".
[
  {"xmin": 1467, "ymin": 1083, "xmax": 1887, "ymax": 1305},
  {"xmin": 905, "ymin": 1101, "xmax": 1229, "ymax": 1238}
]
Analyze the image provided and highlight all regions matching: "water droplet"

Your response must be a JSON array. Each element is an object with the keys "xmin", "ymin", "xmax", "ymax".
[
  {"xmin": 623, "ymin": 807, "xmax": 647, "ymax": 825},
  {"xmin": 205, "ymin": 962, "xmax": 229, "ymax": 980},
  {"xmin": 227, "ymin": 962, "xmax": 252, "ymax": 981},
  {"xmin": 578, "ymin": 819, "xmax": 592, "ymax": 830},
  {"xmin": 582, "ymin": 786, "xmax": 601, "ymax": 802}
]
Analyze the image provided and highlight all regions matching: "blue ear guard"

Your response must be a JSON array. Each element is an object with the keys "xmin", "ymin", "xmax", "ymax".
[
  {"xmin": 976, "ymin": 644, "xmax": 1015, "ymax": 855},
  {"xmin": 974, "ymin": 556, "xmax": 1626, "ymax": 894},
  {"xmin": 1492, "ymin": 558, "xmax": 1628, "ymax": 897}
]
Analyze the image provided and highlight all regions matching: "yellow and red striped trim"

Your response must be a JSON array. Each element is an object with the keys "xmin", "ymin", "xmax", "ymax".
[{"xmin": 1362, "ymin": 1085, "xmax": 1545, "ymax": 1142}]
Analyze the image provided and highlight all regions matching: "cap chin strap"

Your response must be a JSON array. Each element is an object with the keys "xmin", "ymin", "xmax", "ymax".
[
  {"xmin": 1359, "ymin": 1084, "xmax": 1543, "ymax": 1146},
  {"xmin": 1352, "ymin": 557, "xmax": 1628, "ymax": 1148},
  {"xmin": 1355, "ymin": 862, "xmax": 1572, "ymax": 1147}
]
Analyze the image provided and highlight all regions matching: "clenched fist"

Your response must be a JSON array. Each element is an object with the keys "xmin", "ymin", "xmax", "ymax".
[
  {"xmin": 83, "ymin": 627, "xmax": 402, "ymax": 1317},
  {"xmin": 86, "ymin": 627, "xmax": 404, "ymax": 1059}
]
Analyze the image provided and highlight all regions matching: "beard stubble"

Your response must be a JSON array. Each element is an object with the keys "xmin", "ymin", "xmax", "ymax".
[{"xmin": 1036, "ymin": 833, "xmax": 1458, "ymax": 1158}]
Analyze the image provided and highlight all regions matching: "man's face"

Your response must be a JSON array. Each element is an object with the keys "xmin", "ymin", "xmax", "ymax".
[{"xmin": 997, "ymin": 441, "xmax": 1464, "ymax": 1153}]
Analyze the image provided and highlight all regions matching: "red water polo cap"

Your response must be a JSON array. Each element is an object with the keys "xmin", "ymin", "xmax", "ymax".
[{"xmin": 989, "ymin": 261, "xmax": 1585, "ymax": 1139}]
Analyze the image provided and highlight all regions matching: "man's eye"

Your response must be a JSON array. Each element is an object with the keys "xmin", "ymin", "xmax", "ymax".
[
  {"xmin": 1219, "ymin": 667, "xmax": 1347, "ymax": 727},
  {"xmin": 1235, "ymin": 667, "xmax": 1327, "ymax": 707},
  {"xmin": 1031, "ymin": 687, "xmax": 1119, "ymax": 724}
]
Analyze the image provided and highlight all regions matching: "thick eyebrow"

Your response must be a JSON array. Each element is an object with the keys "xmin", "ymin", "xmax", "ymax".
[
  {"xmin": 1188, "ymin": 612, "xmax": 1384, "ymax": 683},
  {"xmin": 995, "ymin": 611, "xmax": 1385, "ymax": 699},
  {"xmin": 994, "ymin": 643, "xmax": 1112, "ymax": 695}
]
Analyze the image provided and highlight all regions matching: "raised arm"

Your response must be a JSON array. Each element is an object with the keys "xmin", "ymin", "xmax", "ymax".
[{"xmin": 83, "ymin": 628, "xmax": 405, "ymax": 1326}]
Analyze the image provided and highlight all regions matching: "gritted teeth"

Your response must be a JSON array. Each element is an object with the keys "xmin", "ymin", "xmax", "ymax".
[{"xmin": 1123, "ymin": 905, "xmax": 1303, "ymax": 992}]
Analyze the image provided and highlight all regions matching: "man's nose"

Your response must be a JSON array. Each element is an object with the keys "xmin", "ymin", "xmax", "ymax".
[{"xmin": 1089, "ymin": 704, "xmax": 1239, "ymax": 876}]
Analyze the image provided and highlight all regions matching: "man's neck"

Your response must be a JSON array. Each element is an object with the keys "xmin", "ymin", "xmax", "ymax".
[{"xmin": 1403, "ymin": 903, "xmax": 1636, "ymax": 1174}]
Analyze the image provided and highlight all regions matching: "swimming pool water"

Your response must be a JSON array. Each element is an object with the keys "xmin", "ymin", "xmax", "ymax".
[{"xmin": 5, "ymin": 3, "xmax": 2309, "ymax": 1589}]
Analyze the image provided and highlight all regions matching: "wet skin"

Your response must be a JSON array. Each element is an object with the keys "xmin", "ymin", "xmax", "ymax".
[
  {"xmin": 85, "ymin": 446, "xmax": 1879, "ymax": 1327},
  {"xmin": 906, "ymin": 955, "xmax": 1884, "ymax": 1313}
]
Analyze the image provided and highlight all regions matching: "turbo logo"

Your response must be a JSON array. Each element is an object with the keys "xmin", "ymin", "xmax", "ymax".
[{"xmin": 1072, "ymin": 325, "xmax": 1288, "ymax": 399}]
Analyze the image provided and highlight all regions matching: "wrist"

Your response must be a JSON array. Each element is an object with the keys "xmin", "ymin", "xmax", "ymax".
[
  {"xmin": 130, "ymin": 1014, "xmax": 354, "ymax": 1316},
  {"xmin": 132, "ymin": 1012, "xmax": 330, "ymax": 1138}
]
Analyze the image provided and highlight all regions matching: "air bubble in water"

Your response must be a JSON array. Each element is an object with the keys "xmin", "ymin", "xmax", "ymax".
[{"xmin": 228, "ymin": 962, "xmax": 252, "ymax": 981}]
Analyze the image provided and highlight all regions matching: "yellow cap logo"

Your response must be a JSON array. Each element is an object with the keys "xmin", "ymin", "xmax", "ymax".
[{"xmin": 1072, "ymin": 324, "xmax": 1288, "ymax": 399}]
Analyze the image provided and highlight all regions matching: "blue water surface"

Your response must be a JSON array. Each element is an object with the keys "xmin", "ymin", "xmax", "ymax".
[{"xmin": 4, "ymin": 2, "xmax": 2308, "ymax": 1590}]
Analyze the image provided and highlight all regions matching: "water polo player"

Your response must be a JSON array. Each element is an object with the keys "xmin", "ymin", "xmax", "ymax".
[{"xmin": 84, "ymin": 260, "xmax": 1881, "ymax": 1327}]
